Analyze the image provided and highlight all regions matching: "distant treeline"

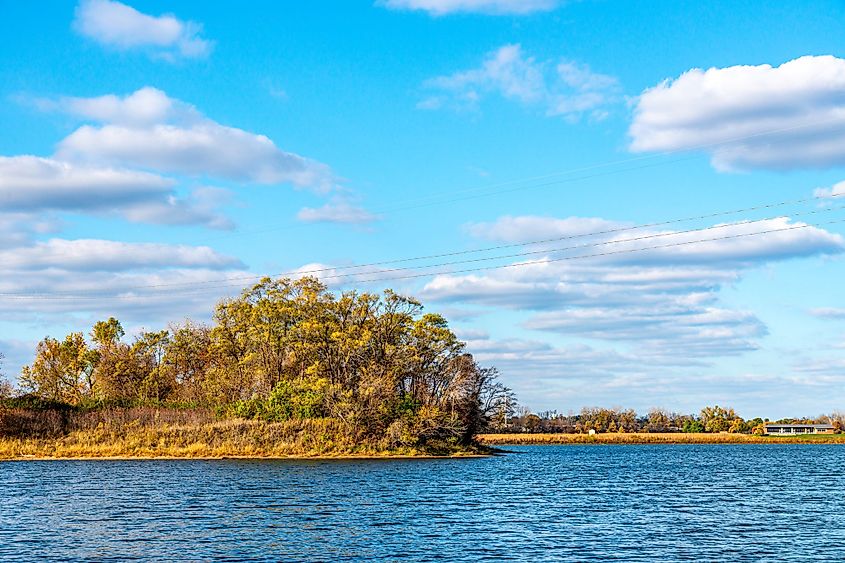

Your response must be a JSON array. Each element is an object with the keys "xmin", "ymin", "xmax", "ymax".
[
  {"xmin": 497, "ymin": 406, "xmax": 845, "ymax": 434},
  {"xmin": 0, "ymin": 277, "xmax": 513, "ymax": 452}
]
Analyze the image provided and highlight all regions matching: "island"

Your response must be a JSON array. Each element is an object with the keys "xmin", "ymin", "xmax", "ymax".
[{"xmin": 0, "ymin": 277, "xmax": 512, "ymax": 459}]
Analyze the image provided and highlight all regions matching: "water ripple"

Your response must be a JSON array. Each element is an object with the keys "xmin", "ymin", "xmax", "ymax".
[{"xmin": 1, "ymin": 445, "xmax": 845, "ymax": 561}]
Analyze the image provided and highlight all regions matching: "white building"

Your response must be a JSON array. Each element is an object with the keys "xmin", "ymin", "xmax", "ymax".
[{"xmin": 763, "ymin": 423, "xmax": 835, "ymax": 435}]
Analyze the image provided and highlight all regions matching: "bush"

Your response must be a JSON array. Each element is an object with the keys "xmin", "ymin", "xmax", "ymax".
[
  {"xmin": 229, "ymin": 378, "xmax": 330, "ymax": 422},
  {"xmin": 682, "ymin": 419, "xmax": 704, "ymax": 433}
]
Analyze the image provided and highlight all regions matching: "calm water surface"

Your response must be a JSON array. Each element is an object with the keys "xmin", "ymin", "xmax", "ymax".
[{"xmin": 2, "ymin": 445, "xmax": 844, "ymax": 561}]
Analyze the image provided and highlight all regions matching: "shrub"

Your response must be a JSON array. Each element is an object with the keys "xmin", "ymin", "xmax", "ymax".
[{"xmin": 682, "ymin": 419, "xmax": 704, "ymax": 433}]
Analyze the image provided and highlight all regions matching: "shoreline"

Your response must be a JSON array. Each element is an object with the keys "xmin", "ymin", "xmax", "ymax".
[
  {"xmin": 1, "ymin": 453, "xmax": 493, "ymax": 462},
  {"xmin": 478, "ymin": 432, "xmax": 845, "ymax": 445}
]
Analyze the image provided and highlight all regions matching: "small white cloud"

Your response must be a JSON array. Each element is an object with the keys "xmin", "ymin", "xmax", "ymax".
[
  {"xmin": 814, "ymin": 180, "xmax": 845, "ymax": 200},
  {"xmin": 466, "ymin": 215, "xmax": 624, "ymax": 243},
  {"xmin": 74, "ymin": 0, "xmax": 212, "ymax": 60},
  {"xmin": 297, "ymin": 198, "xmax": 379, "ymax": 224},
  {"xmin": 809, "ymin": 307, "xmax": 845, "ymax": 319},
  {"xmin": 50, "ymin": 86, "xmax": 191, "ymax": 125},
  {"xmin": 421, "ymin": 44, "xmax": 619, "ymax": 119},
  {"xmin": 380, "ymin": 0, "xmax": 560, "ymax": 15},
  {"xmin": 629, "ymin": 55, "xmax": 845, "ymax": 171}
]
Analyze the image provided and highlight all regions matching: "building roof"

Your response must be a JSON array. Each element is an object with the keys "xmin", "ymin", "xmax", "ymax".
[{"xmin": 764, "ymin": 423, "xmax": 834, "ymax": 429}]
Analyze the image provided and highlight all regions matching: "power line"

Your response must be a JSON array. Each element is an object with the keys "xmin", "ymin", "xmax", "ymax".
[
  {"xmin": 10, "ymin": 190, "xmax": 840, "ymax": 297},
  {"xmin": 4, "ymin": 215, "xmax": 842, "ymax": 301},
  {"xmin": 201, "ymin": 118, "xmax": 843, "ymax": 242},
  {"xmin": 347, "ymin": 217, "xmax": 845, "ymax": 285}
]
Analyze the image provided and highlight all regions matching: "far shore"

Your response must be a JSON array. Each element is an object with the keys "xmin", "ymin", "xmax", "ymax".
[{"xmin": 478, "ymin": 432, "xmax": 845, "ymax": 445}]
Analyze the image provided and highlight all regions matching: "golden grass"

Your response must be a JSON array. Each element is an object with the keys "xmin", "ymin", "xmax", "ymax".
[
  {"xmin": 0, "ymin": 418, "xmax": 480, "ymax": 460},
  {"xmin": 478, "ymin": 432, "xmax": 845, "ymax": 445}
]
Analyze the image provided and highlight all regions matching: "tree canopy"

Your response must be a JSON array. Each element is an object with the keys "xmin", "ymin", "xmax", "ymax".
[{"xmin": 18, "ymin": 277, "xmax": 512, "ymax": 448}]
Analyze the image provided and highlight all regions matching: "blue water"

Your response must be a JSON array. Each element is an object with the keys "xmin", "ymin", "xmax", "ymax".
[{"xmin": 2, "ymin": 445, "xmax": 844, "ymax": 561}]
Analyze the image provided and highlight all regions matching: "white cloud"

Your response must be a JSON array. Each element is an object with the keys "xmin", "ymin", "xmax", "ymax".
[
  {"xmin": 0, "ymin": 155, "xmax": 230, "ymax": 228},
  {"xmin": 74, "ymin": 0, "xmax": 212, "ymax": 60},
  {"xmin": 55, "ymin": 88, "xmax": 334, "ymax": 190},
  {"xmin": 421, "ymin": 44, "xmax": 619, "ymax": 119},
  {"xmin": 380, "ymin": 0, "xmax": 560, "ymax": 15},
  {"xmin": 297, "ymin": 198, "xmax": 380, "ymax": 224},
  {"xmin": 0, "ymin": 239, "xmax": 241, "ymax": 272},
  {"xmin": 814, "ymin": 180, "xmax": 845, "ymax": 200},
  {"xmin": 49, "ymin": 86, "xmax": 191, "ymax": 125},
  {"xmin": 470, "ymin": 333, "xmax": 845, "ymax": 414},
  {"xmin": 466, "ymin": 215, "xmax": 624, "ymax": 242},
  {"xmin": 629, "ymin": 55, "xmax": 845, "ymax": 171},
  {"xmin": 420, "ymin": 213, "xmax": 844, "ymax": 360},
  {"xmin": 464, "ymin": 215, "xmax": 844, "ymax": 266},
  {"xmin": 525, "ymin": 305, "xmax": 765, "ymax": 356},
  {"xmin": 0, "ymin": 155, "xmax": 170, "ymax": 208},
  {"xmin": 809, "ymin": 307, "xmax": 845, "ymax": 319},
  {"xmin": 0, "ymin": 239, "xmax": 251, "ymax": 324}
]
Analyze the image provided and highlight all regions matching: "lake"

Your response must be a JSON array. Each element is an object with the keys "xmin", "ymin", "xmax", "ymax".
[{"xmin": 2, "ymin": 445, "xmax": 844, "ymax": 561}]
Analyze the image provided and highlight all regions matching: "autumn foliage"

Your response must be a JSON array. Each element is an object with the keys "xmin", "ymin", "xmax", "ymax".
[{"xmin": 9, "ymin": 277, "xmax": 511, "ymax": 453}]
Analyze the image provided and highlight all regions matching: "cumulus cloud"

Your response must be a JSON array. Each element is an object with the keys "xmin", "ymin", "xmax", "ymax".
[
  {"xmin": 469, "ymin": 333, "xmax": 845, "ymax": 414},
  {"xmin": 0, "ymin": 155, "xmax": 170, "ymax": 208},
  {"xmin": 463, "ymin": 215, "xmax": 844, "ymax": 266},
  {"xmin": 297, "ymin": 198, "xmax": 380, "ymax": 224},
  {"xmin": 0, "ymin": 239, "xmax": 241, "ymax": 272},
  {"xmin": 74, "ymin": 0, "xmax": 212, "ymax": 60},
  {"xmin": 420, "ymin": 44, "xmax": 619, "ymax": 119},
  {"xmin": 380, "ymin": 0, "xmax": 560, "ymax": 15},
  {"xmin": 629, "ymin": 55, "xmax": 845, "ymax": 171},
  {"xmin": 0, "ymin": 238, "xmax": 251, "ymax": 324},
  {"xmin": 0, "ymin": 155, "xmax": 230, "ymax": 228},
  {"xmin": 420, "ymin": 213, "xmax": 844, "ymax": 360},
  {"xmin": 54, "ymin": 87, "xmax": 334, "ymax": 190}
]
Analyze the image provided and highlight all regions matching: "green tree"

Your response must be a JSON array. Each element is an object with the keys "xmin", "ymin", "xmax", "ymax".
[{"xmin": 682, "ymin": 419, "xmax": 704, "ymax": 433}]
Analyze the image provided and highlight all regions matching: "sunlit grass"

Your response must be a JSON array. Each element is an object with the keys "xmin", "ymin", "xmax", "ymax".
[
  {"xmin": 0, "ymin": 412, "xmax": 484, "ymax": 459},
  {"xmin": 478, "ymin": 432, "xmax": 845, "ymax": 445}
]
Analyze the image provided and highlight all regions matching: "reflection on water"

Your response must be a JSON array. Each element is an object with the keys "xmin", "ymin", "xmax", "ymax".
[{"xmin": 2, "ymin": 445, "xmax": 845, "ymax": 561}]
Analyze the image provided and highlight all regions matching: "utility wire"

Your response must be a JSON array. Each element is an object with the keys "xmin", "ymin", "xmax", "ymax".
[
  {"xmin": 10, "ymin": 190, "xmax": 840, "ymax": 297},
  {"xmin": 347, "ymin": 217, "xmax": 845, "ymax": 285},
  {"xmin": 201, "ymin": 118, "xmax": 841, "ymax": 242}
]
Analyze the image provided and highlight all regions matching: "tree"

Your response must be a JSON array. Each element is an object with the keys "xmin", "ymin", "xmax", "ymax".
[
  {"xmin": 161, "ymin": 321, "xmax": 212, "ymax": 403},
  {"xmin": 0, "ymin": 351, "xmax": 13, "ymax": 399},
  {"xmin": 830, "ymin": 411, "xmax": 845, "ymax": 433},
  {"xmin": 646, "ymin": 408, "xmax": 671, "ymax": 432},
  {"xmin": 682, "ymin": 419, "xmax": 704, "ymax": 433},
  {"xmin": 700, "ymin": 405, "xmax": 744, "ymax": 433},
  {"xmin": 20, "ymin": 333, "xmax": 96, "ymax": 403},
  {"xmin": 132, "ymin": 330, "xmax": 173, "ymax": 402},
  {"xmin": 13, "ymin": 277, "xmax": 511, "ymax": 447}
]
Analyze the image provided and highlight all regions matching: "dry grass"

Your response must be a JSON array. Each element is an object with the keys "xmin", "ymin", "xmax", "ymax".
[
  {"xmin": 0, "ymin": 416, "xmax": 480, "ymax": 460},
  {"xmin": 478, "ymin": 432, "xmax": 845, "ymax": 445}
]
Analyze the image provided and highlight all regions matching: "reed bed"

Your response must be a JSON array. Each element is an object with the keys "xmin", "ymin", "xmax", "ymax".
[
  {"xmin": 478, "ymin": 432, "xmax": 845, "ymax": 445},
  {"xmin": 0, "ymin": 414, "xmax": 480, "ymax": 459}
]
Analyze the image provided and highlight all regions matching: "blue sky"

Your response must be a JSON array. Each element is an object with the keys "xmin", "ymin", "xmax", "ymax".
[{"xmin": 2, "ymin": 0, "xmax": 845, "ymax": 417}]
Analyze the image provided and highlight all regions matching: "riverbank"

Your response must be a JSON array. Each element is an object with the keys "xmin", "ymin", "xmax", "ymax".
[
  {"xmin": 0, "ymin": 417, "xmax": 487, "ymax": 460},
  {"xmin": 478, "ymin": 432, "xmax": 845, "ymax": 444}
]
